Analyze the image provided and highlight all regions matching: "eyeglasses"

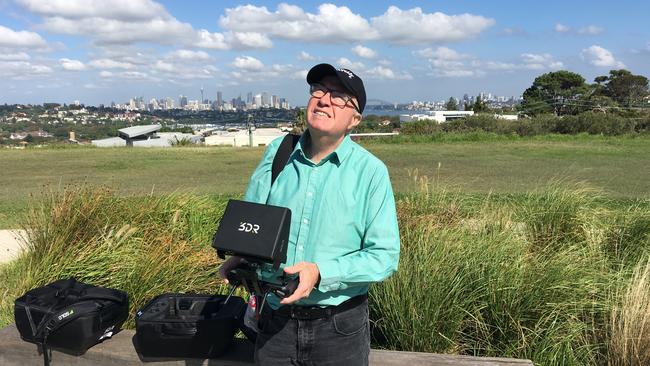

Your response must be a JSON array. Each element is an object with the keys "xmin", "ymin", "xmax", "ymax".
[{"xmin": 309, "ymin": 83, "xmax": 360, "ymax": 113}]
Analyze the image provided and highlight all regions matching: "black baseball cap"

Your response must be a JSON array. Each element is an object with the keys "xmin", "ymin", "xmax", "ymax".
[{"xmin": 306, "ymin": 63, "xmax": 366, "ymax": 113}]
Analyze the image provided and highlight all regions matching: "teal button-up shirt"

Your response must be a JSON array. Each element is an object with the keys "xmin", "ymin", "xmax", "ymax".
[{"xmin": 244, "ymin": 133, "xmax": 400, "ymax": 308}]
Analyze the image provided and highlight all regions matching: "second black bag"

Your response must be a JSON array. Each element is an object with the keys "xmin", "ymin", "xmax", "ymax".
[{"xmin": 135, "ymin": 293, "xmax": 246, "ymax": 359}]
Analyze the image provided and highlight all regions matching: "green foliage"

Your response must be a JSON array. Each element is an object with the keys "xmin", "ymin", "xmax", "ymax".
[
  {"xmin": 469, "ymin": 96, "xmax": 490, "ymax": 113},
  {"xmin": 596, "ymin": 69, "xmax": 650, "ymax": 107},
  {"xmin": 2, "ymin": 185, "xmax": 650, "ymax": 365},
  {"xmin": 521, "ymin": 70, "xmax": 589, "ymax": 116},
  {"xmin": 371, "ymin": 184, "xmax": 649, "ymax": 365},
  {"xmin": 399, "ymin": 120, "xmax": 441, "ymax": 135},
  {"xmin": 0, "ymin": 187, "xmax": 233, "ymax": 329},
  {"xmin": 401, "ymin": 114, "xmax": 648, "ymax": 137},
  {"xmin": 445, "ymin": 97, "xmax": 458, "ymax": 111}
]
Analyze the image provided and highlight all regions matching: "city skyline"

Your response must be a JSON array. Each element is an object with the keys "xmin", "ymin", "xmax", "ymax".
[{"xmin": 1, "ymin": 1, "xmax": 649, "ymax": 106}]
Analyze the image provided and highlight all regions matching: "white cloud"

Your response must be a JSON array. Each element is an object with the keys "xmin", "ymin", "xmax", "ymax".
[
  {"xmin": 16, "ymin": 0, "xmax": 167, "ymax": 20},
  {"xmin": 581, "ymin": 45, "xmax": 625, "ymax": 67},
  {"xmin": 370, "ymin": 6, "xmax": 494, "ymax": 44},
  {"xmin": 415, "ymin": 46, "xmax": 470, "ymax": 60},
  {"xmin": 153, "ymin": 60, "xmax": 174, "ymax": 72},
  {"xmin": 352, "ymin": 45, "xmax": 377, "ymax": 59},
  {"xmin": 18, "ymin": 0, "xmax": 269, "ymax": 50},
  {"xmin": 119, "ymin": 71, "xmax": 148, "ymax": 79},
  {"xmin": 220, "ymin": 4, "xmax": 493, "ymax": 45},
  {"xmin": 555, "ymin": 23, "xmax": 570, "ymax": 33},
  {"xmin": 227, "ymin": 32, "xmax": 273, "ymax": 49},
  {"xmin": 294, "ymin": 69, "xmax": 309, "ymax": 80},
  {"xmin": 227, "ymin": 58, "xmax": 300, "ymax": 82},
  {"xmin": 337, "ymin": 57, "xmax": 365, "ymax": 71},
  {"xmin": 88, "ymin": 58, "xmax": 135, "ymax": 69},
  {"xmin": 39, "ymin": 16, "xmax": 195, "ymax": 45},
  {"xmin": 500, "ymin": 27, "xmax": 527, "ymax": 37},
  {"xmin": 195, "ymin": 30, "xmax": 229, "ymax": 50},
  {"xmin": 414, "ymin": 47, "xmax": 475, "ymax": 77},
  {"xmin": 484, "ymin": 53, "xmax": 564, "ymax": 71},
  {"xmin": 520, "ymin": 53, "xmax": 564, "ymax": 70},
  {"xmin": 99, "ymin": 70, "xmax": 113, "ymax": 77},
  {"xmin": 220, "ymin": 4, "xmax": 377, "ymax": 43},
  {"xmin": 0, "ymin": 25, "xmax": 47, "ymax": 48},
  {"xmin": 59, "ymin": 58, "xmax": 86, "ymax": 71},
  {"xmin": 365, "ymin": 66, "xmax": 412, "ymax": 80},
  {"xmin": 0, "ymin": 60, "xmax": 53, "ymax": 79},
  {"xmin": 231, "ymin": 56, "xmax": 264, "ymax": 71},
  {"xmin": 298, "ymin": 51, "xmax": 315, "ymax": 61},
  {"xmin": 0, "ymin": 52, "xmax": 31, "ymax": 61},
  {"xmin": 578, "ymin": 25, "xmax": 604, "ymax": 35},
  {"xmin": 165, "ymin": 49, "xmax": 210, "ymax": 61},
  {"xmin": 150, "ymin": 57, "xmax": 218, "ymax": 80},
  {"xmin": 418, "ymin": 48, "xmax": 564, "ymax": 77}
]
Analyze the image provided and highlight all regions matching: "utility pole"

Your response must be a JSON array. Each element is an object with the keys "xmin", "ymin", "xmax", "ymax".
[{"xmin": 247, "ymin": 114, "xmax": 255, "ymax": 147}]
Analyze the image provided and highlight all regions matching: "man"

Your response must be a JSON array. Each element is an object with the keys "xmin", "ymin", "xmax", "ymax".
[{"xmin": 220, "ymin": 63, "xmax": 400, "ymax": 365}]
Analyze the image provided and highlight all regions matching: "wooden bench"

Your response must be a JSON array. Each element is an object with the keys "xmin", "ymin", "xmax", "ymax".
[{"xmin": 0, "ymin": 324, "xmax": 533, "ymax": 365}]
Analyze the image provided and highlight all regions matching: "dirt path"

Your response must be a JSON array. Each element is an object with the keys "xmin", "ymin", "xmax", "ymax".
[{"xmin": 0, "ymin": 230, "xmax": 27, "ymax": 264}]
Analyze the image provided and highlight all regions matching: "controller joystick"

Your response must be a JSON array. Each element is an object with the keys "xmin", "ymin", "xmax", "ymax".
[{"xmin": 271, "ymin": 275, "xmax": 299, "ymax": 298}]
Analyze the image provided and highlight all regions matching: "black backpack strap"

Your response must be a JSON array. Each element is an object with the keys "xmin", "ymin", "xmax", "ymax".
[
  {"xmin": 77, "ymin": 288, "xmax": 127, "ymax": 304},
  {"xmin": 271, "ymin": 133, "xmax": 301, "ymax": 186}
]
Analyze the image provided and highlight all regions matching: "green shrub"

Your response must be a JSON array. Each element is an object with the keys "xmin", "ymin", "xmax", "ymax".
[
  {"xmin": 2, "ymin": 185, "xmax": 650, "ymax": 365},
  {"xmin": 400, "ymin": 120, "xmax": 441, "ymax": 135}
]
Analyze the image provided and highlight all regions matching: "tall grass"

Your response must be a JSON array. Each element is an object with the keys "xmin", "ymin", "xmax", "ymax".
[
  {"xmin": 608, "ymin": 259, "xmax": 650, "ymax": 365},
  {"xmin": 369, "ymin": 179, "xmax": 649, "ymax": 365},
  {"xmin": 1, "ymin": 184, "xmax": 649, "ymax": 365},
  {"xmin": 0, "ymin": 186, "xmax": 236, "ymax": 328}
]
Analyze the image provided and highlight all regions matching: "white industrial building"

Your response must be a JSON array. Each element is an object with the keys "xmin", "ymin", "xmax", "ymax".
[
  {"xmin": 204, "ymin": 128, "xmax": 287, "ymax": 147},
  {"xmin": 91, "ymin": 124, "xmax": 202, "ymax": 147},
  {"xmin": 400, "ymin": 110, "xmax": 475, "ymax": 123}
]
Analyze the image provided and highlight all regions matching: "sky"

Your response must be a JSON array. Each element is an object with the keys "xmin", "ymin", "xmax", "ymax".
[{"xmin": 1, "ymin": 0, "xmax": 649, "ymax": 107}]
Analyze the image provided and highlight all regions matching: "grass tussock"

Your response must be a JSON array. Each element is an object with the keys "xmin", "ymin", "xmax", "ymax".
[
  {"xmin": 609, "ymin": 258, "xmax": 650, "ymax": 366},
  {"xmin": 0, "ymin": 186, "xmax": 236, "ymax": 328},
  {"xmin": 1, "ymin": 182, "xmax": 649, "ymax": 365}
]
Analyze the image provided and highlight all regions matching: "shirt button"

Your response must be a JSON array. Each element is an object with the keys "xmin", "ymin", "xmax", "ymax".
[
  {"xmin": 303, "ymin": 218, "xmax": 309, "ymax": 224},
  {"xmin": 298, "ymin": 245, "xmax": 304, "ymax": 250},
  {"xmin": 307, "ymin": 192, "xmax": 313, "ymax": 197}
]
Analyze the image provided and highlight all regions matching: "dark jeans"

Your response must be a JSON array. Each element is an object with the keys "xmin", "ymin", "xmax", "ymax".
[{"xmin": 254, "ymin": 299, "xmax": 370, "ymax": 366}]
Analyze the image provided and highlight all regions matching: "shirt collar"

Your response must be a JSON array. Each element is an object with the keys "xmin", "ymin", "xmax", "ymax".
[{"xmin": 295, "ymin": 131, "xmax": 354, "ymax": 167}]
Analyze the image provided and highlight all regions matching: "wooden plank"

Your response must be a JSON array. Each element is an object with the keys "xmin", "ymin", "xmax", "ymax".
[{"xmin": 0, "ymin": 324, "xmax": 532, "ymax": 365}]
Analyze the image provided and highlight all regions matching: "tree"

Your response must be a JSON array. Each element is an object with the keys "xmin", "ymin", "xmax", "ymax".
[
  {"xmin": 470, "ymin": 96, "xmax": 489, "ymax": 113},
  {"xmin": 292, "ymin": 108, "xmax": 306, "ymax": 134},
  {"xmin": 521, "ymin": 70, "xmax": 588, "ymax": 115},
  {"xmin": 445, "ymin": 97, "xmax": 458, "ymax": 111},
  {"xmin": 596, "ymin": 69, "xmax": 649, "ymax": 107}
]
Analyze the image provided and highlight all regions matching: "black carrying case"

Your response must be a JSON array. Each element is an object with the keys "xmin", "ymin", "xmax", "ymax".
[
  {"xmin": 135, "ymin": 293, "xmax": 246, "ymax": 358},
  {"xmin": 14, "ymin": 278, "xmax": 129, "ymax": 365}
]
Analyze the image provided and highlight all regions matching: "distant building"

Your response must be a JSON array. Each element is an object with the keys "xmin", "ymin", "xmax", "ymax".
[
  {"xmin": 91, "ymin": 124, "xmax": 202, "ymax": 147},
  {"xmin": 400, "ymin": 110, "xmax": 474, "ymax": 123},
  {"xmin": 204, "ymin": 128, "xmax": 287, "ymax": 147}
]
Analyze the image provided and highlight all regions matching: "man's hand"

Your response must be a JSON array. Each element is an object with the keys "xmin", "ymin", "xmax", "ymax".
[
  {"xmin": 218, "ymin": 256, "xmax": 246, "ymax": 284},
  {"xmin": 280, "ymin": 261, "xmax": 320, "ymax": 305}
]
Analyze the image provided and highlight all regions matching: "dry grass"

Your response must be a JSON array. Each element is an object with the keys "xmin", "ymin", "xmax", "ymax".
[{"xmin": 609, "ymin": 258, "xmax": 650, "ymax": 366}]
